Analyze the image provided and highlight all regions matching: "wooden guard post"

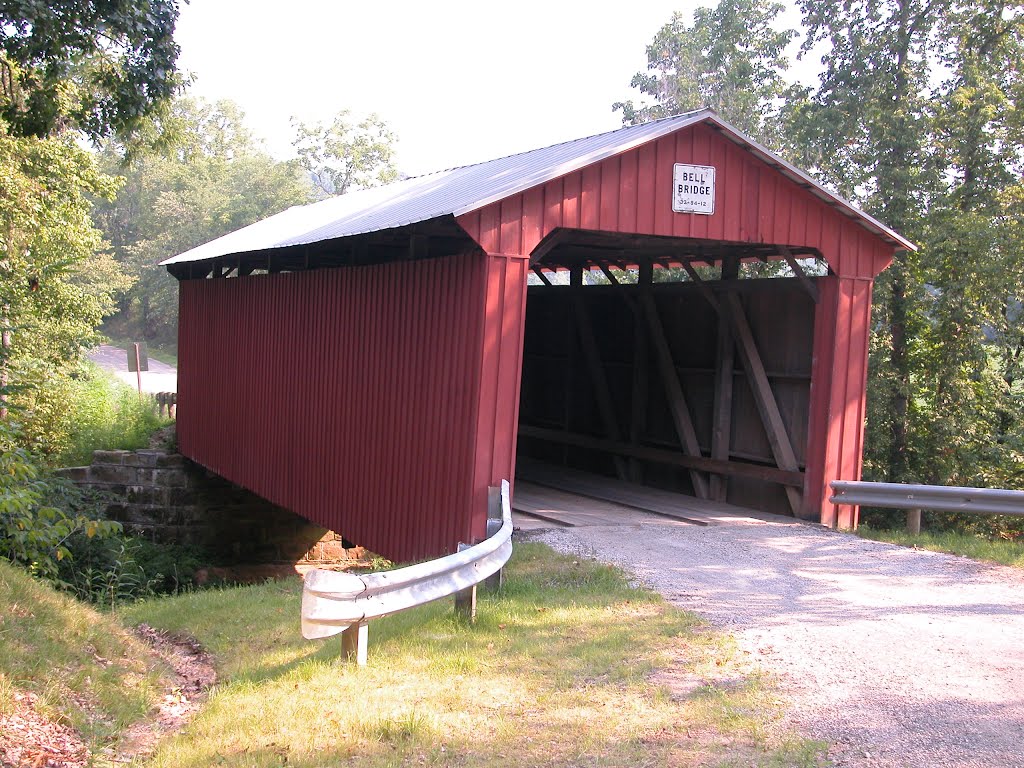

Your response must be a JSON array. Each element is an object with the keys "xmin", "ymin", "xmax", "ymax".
[{"xmin": 454, "ymin": 485, "xmax": 506, "ymax": 623}]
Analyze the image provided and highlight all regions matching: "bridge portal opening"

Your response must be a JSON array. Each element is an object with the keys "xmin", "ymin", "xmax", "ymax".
[{"xmin": 515, "ymin": 228, "xmax": 819, "ymax": 517}]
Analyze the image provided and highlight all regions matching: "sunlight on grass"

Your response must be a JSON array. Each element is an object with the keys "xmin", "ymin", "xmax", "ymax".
[
  {"xmin": 122, "ymin": 543, "xmax": 828, "ymax": 767},
  {"xmin": 858, "ymin": 526, "xmax": 1024, "ymax": 568},
  {"xmin": 0, "ymin": 560, "xmax": 166, "ymax": 746}
]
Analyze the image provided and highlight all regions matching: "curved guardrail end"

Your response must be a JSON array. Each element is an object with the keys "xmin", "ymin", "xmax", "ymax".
[
  {"xmin": 301, "ymin": 569, "xmax": 368, "ymax": 640},
  {"xmin": 299, "ymin": 480, "xmax": 515, "ymax": 658}
]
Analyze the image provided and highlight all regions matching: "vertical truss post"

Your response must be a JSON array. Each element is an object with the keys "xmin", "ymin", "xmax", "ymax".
[{"xmin": 710, "ymin": 257, "xmax": 738, "ymax": 501}]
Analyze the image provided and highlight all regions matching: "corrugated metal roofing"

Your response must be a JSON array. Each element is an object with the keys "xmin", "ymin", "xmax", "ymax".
[{"xmin": 161, "ymin": 109, "xmax": 913, "ymax": 266}]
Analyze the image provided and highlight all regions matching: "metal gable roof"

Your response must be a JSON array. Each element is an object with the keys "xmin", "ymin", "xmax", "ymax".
[{"xmin": 161, "ymin": 109, "xmax": 913, "ymax": 266}]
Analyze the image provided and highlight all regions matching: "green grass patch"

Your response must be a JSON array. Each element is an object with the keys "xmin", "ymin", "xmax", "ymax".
[
  {"xmin": 858, "ymin": 525, "xmax": 1024, "ymax": 568},
  {"xmin": 122, "ymin": 543, "xmax": 828, "ymax": 767},
  {"xmin": 0, "ymin": 559, "xmax": 167, "ymax": 747},
  {"xmin": 55, "ymin": 365, "xmax": 171, "ymax": 466}
]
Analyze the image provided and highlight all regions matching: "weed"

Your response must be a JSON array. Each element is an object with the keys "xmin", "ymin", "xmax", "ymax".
[
  {"xmin": 56, "ymin": 366, "xmax": 171, "ymax": 467},
  {"xmin": 858, "ymin": 525, "xmax": 1024, "ymax": 568}
]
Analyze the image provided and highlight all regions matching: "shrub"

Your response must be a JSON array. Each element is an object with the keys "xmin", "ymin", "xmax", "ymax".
[
  {"xmin": 17, "ymin": 361, "xmax": 170, "ymax": 467},
  {"xmin": 50, "ymin": 481, "xmax": 206, "ymax": 605},
  {"xmin": 0, "ymin": 427, "xmax": 120, "ymax": 580}
]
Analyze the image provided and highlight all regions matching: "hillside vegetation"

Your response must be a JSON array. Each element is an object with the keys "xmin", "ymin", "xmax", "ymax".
[{"xmin": 0, "ymin": 559, "xmax": 169, "ymax": 758}]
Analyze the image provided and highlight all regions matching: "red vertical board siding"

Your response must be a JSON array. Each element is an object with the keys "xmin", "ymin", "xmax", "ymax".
[
  {"xmin": 468, "ymin": 253, "xmax": 529, "ymax": 540},
  {"xmin": 804, "ymin": 275, "xmax": 874, "ymax": 528},
  {"xmin": 522, "ymin": 186, "xmax": 544, "ymax": 257},
  {"xmin": 581, "ymin": 165, "xmax": 601, "ymax": 230},
  {"xmin": 599, "ymin": 156, "xmax": 620, "ymax": 232},
  {"xmin": 742, "ymin": 163, "xmax": 760, "ymax": 241},
  {"xmin": 455, "ymin": 121, "xmax": 894, "ymax": 283},
  {"xmin": 543, "ymin": 179, "xmax": 563, "ymax": 235},
  {"xmin": 804, "ymin": 275, "xmax": 838, "ymax": 523},
  {"xmin": 653, "ymin": 136, "xmax": 675, "ymax": 235},
  {"xmin": 722, "ymin": 142, "xmax": 743, "ymax": 240},
  {"xmin": 636, "ymin": 143, "xmax": 657, "ymax": 234},
  {"xmin": 177, "ymin": 253, "xmax": 488, "ymax": 563},
  {"xmin": 478, "ymin": 204, "xmax": 500, "ymax": 254},
  {"xmin": 706, "ymin": 128, "xmax": 729, "ymax": 241},
  {"xmin": 563, "ymin": 172, "xmax": 581, "ymax": 228},
  {"xmin": 500, "ymin": 195, "xmax": 523, "ymax": 255},
  {"xmin": 619, "ymin": 151, "xmax": 638, "ymax": 233}
]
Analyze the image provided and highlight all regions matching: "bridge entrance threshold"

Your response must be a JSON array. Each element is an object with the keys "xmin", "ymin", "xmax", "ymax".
[{"xmin": 512, "ymin": 460, "xmax": 803, "ymax": 529}]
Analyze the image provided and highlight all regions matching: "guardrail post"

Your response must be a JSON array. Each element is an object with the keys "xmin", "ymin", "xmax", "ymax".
[
  {"xmin": 341, "ymin": 621, "xmax": 368, "ymax": 665},
  {"xmin": 906, "ymin": 508, "xmax": 922, "ymax": 535},
  {"xmin": 484, "ymin": 485, "xmax": 504, "ymax": 591},
  {"xmin": 454, "ymin": 541, "xmax": 478, "ymax": 621}
]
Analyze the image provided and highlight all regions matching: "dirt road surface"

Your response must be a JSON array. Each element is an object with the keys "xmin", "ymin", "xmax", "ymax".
[{"xmin": 527, "ymin": 514, "xmax": 1024, "ymax": 767}]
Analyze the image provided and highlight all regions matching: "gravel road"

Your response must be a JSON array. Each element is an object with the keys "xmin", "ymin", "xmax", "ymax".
[
  {"xmin": 529, "ymin": 516, "xmax": 1024, "ymax": 767},
  {"xmin": 87, "ymin": 344, "xmax": 177, "ymax": 393}
]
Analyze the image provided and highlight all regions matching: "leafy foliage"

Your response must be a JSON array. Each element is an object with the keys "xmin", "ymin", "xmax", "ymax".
[
  {"xmin": 93, "ymin": 97, "xmax": 314, "ymax": 346},
  {"xmin": 613, "ymin": 0, "xmax": 798, "ymax": 145},
  {"xmin": 292, "ymin": 109, "xmax": 399, "ymax": 197},
  {"xmin": 0, "ymin": 124, "xmax": 134, "ymax": 449},
  {"xmin": 0, "ymin": 424, "xmax": 119, "ymax": 580},
  {"xmin": 28, "ymin": 363, "xmax": 169, "ymax": 466},
  {"xmin": 56, "ymin": 527, "xmax": 205, "ymax": 606},
  {"xmin": 0, "ymin": 0, "xmax": 182, "ymax": 141}
]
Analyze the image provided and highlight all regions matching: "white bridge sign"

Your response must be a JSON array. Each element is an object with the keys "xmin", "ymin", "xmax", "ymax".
[{"xmin": 672, "ymin": 163, "xmax": 716, "ymax": 215}]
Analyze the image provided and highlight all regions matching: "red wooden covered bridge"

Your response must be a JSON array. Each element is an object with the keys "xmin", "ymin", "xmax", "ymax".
[{"xmin": 162, "ymin": 110, "xmax": 913, "ymax": 562}]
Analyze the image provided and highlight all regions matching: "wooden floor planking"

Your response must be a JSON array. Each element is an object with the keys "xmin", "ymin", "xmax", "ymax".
[
  {"xmin": 513, "ymin": 482, "xmax": 697, "ymax": 527},
  {"xmin": 516, "ymin": 459, "xmax": 794, "ymax": 526}
]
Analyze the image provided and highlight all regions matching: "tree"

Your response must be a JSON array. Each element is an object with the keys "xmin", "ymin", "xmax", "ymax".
[
  {"xmin": 0, "ymin": 121, "xmax": 133, "ymax": 448},
  {"xmin": 918, "ymin": 2, "xmax": 1024, "ymax": 488},
  {"xmin": 291, "ymin": 110, "xmax": 398, "ymax": 197},
  {"xmin": 94, "ymin": 98, "xmax": 315, "ymax": 346},
  {"xmin": 613, "ymin": 0, "xmax": 797, "ymax": 145},
  {"xmin": 0, "ymin": 0, "xmax": 182, "ymax": 141},
  {"xmin": 792, "ymin": 0, "xmax": 1024, "ymax": 500},
  {"xmin": 792, "ymin": 0, "xmax": 947, "ymax": 484}
]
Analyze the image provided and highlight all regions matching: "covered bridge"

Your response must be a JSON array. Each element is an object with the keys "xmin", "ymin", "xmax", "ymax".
[{"xmin": 162, "ymin": 110, "xmax": 913, "ymax": 562}]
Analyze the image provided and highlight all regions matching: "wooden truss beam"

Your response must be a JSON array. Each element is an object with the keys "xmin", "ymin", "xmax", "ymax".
[
  {"xmin": 518, "ymin": 425, "xmax": 804, "ymax": 487},
  {"xmin": 640, "ymin": 293, "xmax": 710, "ymax": 499},
  {"xmin": 723, "ymin": 292, "xmax": 803, "ymax": 514},
  {"xmin": 571, "ymin": 294, "xmax": 630, "ymax": 480},
  {"xmin": 778, "ymin": 246, "xmax": 820, "ymax": 303}
]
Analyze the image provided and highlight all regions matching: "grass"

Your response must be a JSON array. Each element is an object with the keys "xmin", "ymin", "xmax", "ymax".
[
  {"xmin": 121, "ymin": 543, "xmax": 828, "ymax": 767},
  {"xmin": 857, "ymin": 525, "xmax": 1024, "ymax": 568},
  {"xmin": 56, "ymin": 365, "xmax": 172, "ymax": 466},
  {"xmin": 0, "ymin": 559, "xmax": 168, "ymax": 747}
]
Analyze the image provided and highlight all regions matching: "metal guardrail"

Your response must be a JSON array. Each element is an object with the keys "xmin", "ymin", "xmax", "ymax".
[
  {"xmin": 301, "ymin": 480, "xmax": 513, "ymax": 665},
  {"xmin": 830, "ymin": 481, "xmax": 1024, "ymax": 515},
  {"xmin": 830, "ymin": 480, "xmax": 1024, "ymax": 533}
]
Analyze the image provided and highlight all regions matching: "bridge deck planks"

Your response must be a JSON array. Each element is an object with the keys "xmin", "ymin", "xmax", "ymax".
[{"xmin": 515, "ymin": 459, "xmax": 794, "ymax": 527}]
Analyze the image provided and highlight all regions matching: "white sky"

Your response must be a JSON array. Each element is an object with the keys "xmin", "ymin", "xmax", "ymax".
[{"xmin": 174, "ymin": 1, "xmax": 818, "ymax": 177}]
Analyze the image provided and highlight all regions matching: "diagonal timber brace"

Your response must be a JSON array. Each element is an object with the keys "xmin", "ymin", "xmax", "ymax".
[
  {"xmin": 723, "ymin": 292, "xmax": 803, "ymax": 515},
  {"xmin": 640, "ymin": 293, "xmax": 710, "ymax": 499}
]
